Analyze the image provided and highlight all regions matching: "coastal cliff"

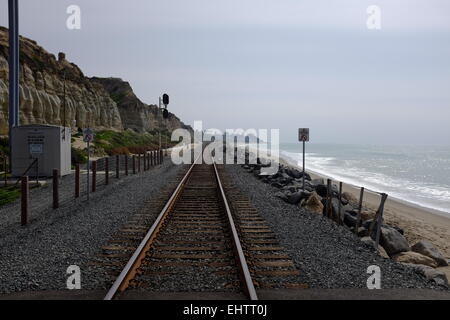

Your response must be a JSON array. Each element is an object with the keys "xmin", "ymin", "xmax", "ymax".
[
  {"xmin": 0, "ymin": 27, "xmax": 190, "ymax": 135},
  {"xmin": 91, "ymin": 77, "xmax": 191, "ymax": 133}
]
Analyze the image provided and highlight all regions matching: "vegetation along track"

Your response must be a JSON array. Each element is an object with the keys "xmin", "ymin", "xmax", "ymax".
[{"xmin": 103, "ymin": 161, "xmax": 307, "ymax": 300}]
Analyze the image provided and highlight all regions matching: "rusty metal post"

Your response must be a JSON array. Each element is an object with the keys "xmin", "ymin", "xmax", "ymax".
[
  {"xmin": 105, "ymin": 157, "xmax": 109, "ymax": 185},
  {"xmin": 53, "ymin": 169, "xmax": 59, "ymax": 209},
  {"xmin": 125, "ymin": 155, "xmax": 129, "ymax": 176},
  {"xmin": 116, "ymin": 155, "xmax": 120, "ymax": 179},
  {"xmin": 132, "ymin": 156, "xmax": 136, "ymax": 174},
  {"xmin": 21, "ymin": 176, "xmax": 29, "ymax": 226},
  {"xmin": 75, "ymin": 164, "xmax": 80, "ymax": 198},
  {"xmin": 355, "ymin": 187, "xmax": 365, "ymax": 235},
  {"xmin": 92, "ymin": 161, "xmax": 97, "ymax": 192}
]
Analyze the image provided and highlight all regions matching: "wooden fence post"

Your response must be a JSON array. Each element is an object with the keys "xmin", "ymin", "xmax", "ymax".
[
  {"xmin": 137, "ymin": 154, "xmax": 140, "ymax": 172},
  {"xmin": 143, "ymin": 153, "xmax": 146, "ymax": 171},
  {"xmin": 338, "ymin": 182, "xmax": 343, "ymax": 225},
  {"xmin": 326, "ymin": 179, "xmax": 332, "ymax": 218},
  {"xmin": 354, "ymin": 187, "xmax": 365, "ymax": 235},
  {"xmin": 374, "ymin": 193, "xmax": 388, "ymax": 249},
  {"xmin": 75, "ymin": 164, "xmax": 80, "ymax": 198},
  {"xmin": 53, "ymin": 169, "xmax": 59, "ymax": 209},
  {"xmin": 368, "ymin": 193, "xmax": 388, "ymax": 245},
  {"xmin": 116, "ymin": 155, "xmax": 120, "ymax": 179},
  {"xmin": 21, "ymin": 176, "xmax": 29, "ymax": 226},
  {"xmin": 3, "ymin": 157, "xmax": 7, "ymax": 187},
  {"xmin": 92, "ymin": 161, "xmax": 97, "ymax": 192},
  {"xmin": 105, "ymin": 157, "xmax": 109, "ymax": 185}
]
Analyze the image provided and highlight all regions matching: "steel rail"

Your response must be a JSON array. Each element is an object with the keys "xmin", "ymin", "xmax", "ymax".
[
  {"xmin": 104, "ymin": 156, "xmax": 200, "ymax": 300},
  {"xmin": 104, "ymin": 154, "xmax": 258, "ymax": 300},
  {"xmin": 212, "ymin": 160, "xmax": 258, "ymax": 300}
]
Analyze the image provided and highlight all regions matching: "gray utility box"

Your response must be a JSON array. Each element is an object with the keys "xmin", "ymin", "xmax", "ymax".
[{"xmin": 11, "ymin": 125, "xmax": 71, "ymax": 177}]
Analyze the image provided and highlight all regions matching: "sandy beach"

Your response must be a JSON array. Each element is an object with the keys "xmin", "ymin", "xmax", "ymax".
[
  {"xmin": 291, "ymin": 164, "xmax": 450, "ymax": 260},
  {"xmin": 239, "ymin": 145, "xmax": 450, "ymax": 260}
]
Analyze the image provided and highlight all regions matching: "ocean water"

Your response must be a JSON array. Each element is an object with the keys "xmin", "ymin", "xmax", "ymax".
[{"xmin": 277, "ymin": 143, "xmax": 450, "ymax": 216}]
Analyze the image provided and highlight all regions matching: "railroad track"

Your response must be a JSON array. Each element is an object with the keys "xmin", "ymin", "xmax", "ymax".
[{"xmin": 102, "ymin": 159, "xmax": 307, "ymax": 300}]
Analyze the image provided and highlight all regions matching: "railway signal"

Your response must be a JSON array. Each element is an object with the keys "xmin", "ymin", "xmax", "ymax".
[
  {"xmin": 162, "ymin": 94, "xmax": 169, "ymax": 119},
  {"xmin": 163, "ymin": 108, "xmax": 169, "ymax": 119},
  {"xmin": 162, "ymin": 93, "xmax": 169, "ymax": 106}
]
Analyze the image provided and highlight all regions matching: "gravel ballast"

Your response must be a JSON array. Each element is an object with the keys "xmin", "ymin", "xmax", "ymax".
[
  {"xmin": 224, "ymin": 164, "xmax": 448, "ymax": 290},
  {"xmin": 0, "ymin": 160, "xmax": 183, "ymax": 294}
]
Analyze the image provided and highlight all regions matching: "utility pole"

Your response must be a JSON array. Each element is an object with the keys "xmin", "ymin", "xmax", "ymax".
[
  {"xmin": 158, "ymin": 97, "xmax": 162, "ymax": 150},
  {"xmin": 63, "ymin": 70, "xmax": 66, "ymax": 127},
  {"xmin": 8, "ymin": 0, "xmax": 20, "ymax": 171}
]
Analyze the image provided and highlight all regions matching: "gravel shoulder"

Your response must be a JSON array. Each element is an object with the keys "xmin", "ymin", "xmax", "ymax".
[
  {"xmin": 0, "ymin": 160, "xmax": 183, "ymax": 294},
  {"xmin": 224, "ymin": 164, "xmax": 449, "ymax": 291}
]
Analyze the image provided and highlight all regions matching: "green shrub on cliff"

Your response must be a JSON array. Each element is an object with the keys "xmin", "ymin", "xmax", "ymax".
[
  {"xmin": 93, "ymin": 130, "xmax": 173, "ymax": 156},
  {"xmin": 71, "ymin": 147, "xmax": 87, "ymax": 164}
]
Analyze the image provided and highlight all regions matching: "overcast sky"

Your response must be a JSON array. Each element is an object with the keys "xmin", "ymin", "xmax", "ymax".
[{"xmin": 1, "ymin": 0, "xmax": 450, "ymax": 145}]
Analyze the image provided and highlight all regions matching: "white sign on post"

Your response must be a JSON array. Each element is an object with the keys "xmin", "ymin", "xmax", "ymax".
[
  {"xmin": 298, "ymin": 128, "xmax": 309, "ymax": 192},
  {"xmin": 298, "ymin": 128, "xmax": 309, "ymax": 142},
  {"xmin": 83, "ymin": 128, "xmax": 94, "ymax": 143}
]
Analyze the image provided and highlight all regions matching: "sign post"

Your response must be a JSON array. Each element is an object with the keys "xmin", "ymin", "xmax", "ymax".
[
  {"xmin": 83, "ymin": 128, "xmax": 94, "ymax": 200},
  {"xmin": 298, "ymin": 128, "xmax": 310, "ymax": 192}
]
